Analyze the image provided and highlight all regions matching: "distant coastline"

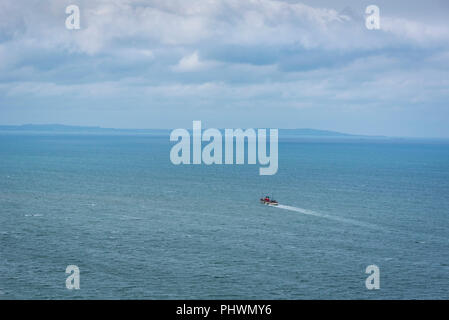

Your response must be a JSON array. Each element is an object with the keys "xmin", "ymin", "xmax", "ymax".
[
  {"xmin": 0, "ymin": 124, "xmax": 377, "ymax": 138},
  {"xmin": 2, "ymin": 124, "xmax": 449, "ymax": 141},
  {"xmin": 0, "ymin": 124, "xmax": 170, "ymax": 135}
]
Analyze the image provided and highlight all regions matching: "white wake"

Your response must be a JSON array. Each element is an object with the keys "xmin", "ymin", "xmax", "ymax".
[
  {"xmin": 277, "ymin": 205, "xmax": 323, "ymax": 217},
  {"xmin": 276, "ymin": 204, "xmax": 377, "ymax": 229}
]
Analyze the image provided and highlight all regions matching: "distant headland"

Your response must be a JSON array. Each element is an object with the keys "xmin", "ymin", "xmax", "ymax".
[{"xmin": 0, "ymin": 124, "xmax": 379, "ymax": 138}]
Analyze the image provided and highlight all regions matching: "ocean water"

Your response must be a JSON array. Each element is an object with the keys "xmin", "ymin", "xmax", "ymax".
[{"xmin": 1, "ymin": 133, "xmax": 449, "ymax": 299}]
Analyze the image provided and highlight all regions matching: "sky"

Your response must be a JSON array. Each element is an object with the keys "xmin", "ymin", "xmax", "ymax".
[{"xmin": 0, "ymin": 0, "xmax": 448, "ymax": 137}]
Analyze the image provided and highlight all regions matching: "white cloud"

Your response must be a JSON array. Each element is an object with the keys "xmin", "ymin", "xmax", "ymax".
[
  {"xmin": 2, "ymin": 0, "xmax": 449, "ymax": 56},
  {"xmin": 1, "ymin": 0, "xmax": 449, "ymax": 136},
  {"xmin": 381, "ymin": 16, "xmax": 449, "ymax": 44},
  {"xmin": 171, "ymin": 51, "xmax": 218, "ymax": 72},
  {"xmin": 172, "ymin": 51, "xmax": 201, "ymax": 72}
]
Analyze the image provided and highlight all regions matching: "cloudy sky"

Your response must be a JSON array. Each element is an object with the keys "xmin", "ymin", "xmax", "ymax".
[{"xmin": 0, "ymin": 0, "xmax": 448, "ymax": 137}]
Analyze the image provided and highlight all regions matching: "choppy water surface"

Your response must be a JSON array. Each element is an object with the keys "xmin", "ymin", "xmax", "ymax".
[{"xmin": 1, "ymin": 134, "xmax": 449, "ymax": 299}]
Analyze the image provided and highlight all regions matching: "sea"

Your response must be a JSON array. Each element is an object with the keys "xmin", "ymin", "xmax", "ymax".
[{"xmin": 1, "ymin": 133, "xmax": 448, "ymax": 299}]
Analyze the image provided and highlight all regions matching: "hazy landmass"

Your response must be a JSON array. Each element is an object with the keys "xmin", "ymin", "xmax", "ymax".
[
  {"xmin": 0, "ymin": 124, "xmax": 170, "ymax": 135},
  {"xmin": 0, "ymin": 124, "xmax": 379, "ymax": 137}
]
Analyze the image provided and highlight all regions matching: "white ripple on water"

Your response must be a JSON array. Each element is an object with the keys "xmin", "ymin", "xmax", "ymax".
[
  {"xmin": 276, "ymin": 204, "xmax": 379, "ymax": 230},
  {"xmin": 119, "ymin": 215, "xmax": 142, "ymax": 220}
]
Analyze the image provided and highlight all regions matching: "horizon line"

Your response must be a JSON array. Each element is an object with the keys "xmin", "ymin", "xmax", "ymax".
[{"xmin": 1, "ymin": 123, "xmax": 449, "ymax": 139}]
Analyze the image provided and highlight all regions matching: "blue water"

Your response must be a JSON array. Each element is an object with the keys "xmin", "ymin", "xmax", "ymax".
[{"xmin": 1, "ymin": 133, "xmax": 449, "ymax": 299}]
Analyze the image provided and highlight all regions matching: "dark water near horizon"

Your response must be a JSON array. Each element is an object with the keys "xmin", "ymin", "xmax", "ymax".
[{"xmin": 1, "ymin": 133, "xmax": 449, "ymax": 299}]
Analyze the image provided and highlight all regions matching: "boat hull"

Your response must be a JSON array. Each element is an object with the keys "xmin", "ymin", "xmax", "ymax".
[{"xmin": 260, "ymin": 200, "xmax": 278, "ymax": 206}]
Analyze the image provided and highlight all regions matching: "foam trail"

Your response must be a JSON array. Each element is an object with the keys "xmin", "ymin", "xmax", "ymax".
[
  {"xmin": 277, "ymin": 205, "xmax": 323, "ymax": 217},
  {"xmin": 276, "ymin": 204, "xmax": 378, "ymax": 230}
]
